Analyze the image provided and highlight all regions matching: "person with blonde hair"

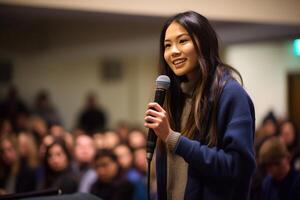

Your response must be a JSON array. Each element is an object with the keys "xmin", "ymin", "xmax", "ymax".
[
  {"xmin": 0, "ymin": 134, "xmax": 37, "ymax": 194},
  {"xmin": 18, "ymin": 131, "xmax": 40, "ymax": 169}
]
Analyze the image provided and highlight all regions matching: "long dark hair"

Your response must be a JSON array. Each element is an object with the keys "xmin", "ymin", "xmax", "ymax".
[
  {"xmin": 43, "ymin": 139, "xmax": 72, "ymax": 188},
  {"xmin": 159, "ymin": 11, "xmax": 242, "ymax": 146}
]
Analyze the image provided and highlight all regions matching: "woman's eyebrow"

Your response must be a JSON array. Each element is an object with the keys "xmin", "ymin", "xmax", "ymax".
[{"xmin": 165, "ymin": 33, "xmax": 190, "ymax": 42}]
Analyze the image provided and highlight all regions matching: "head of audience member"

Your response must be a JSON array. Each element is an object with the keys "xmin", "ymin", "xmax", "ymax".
[
  {"xmin": 39, "ymin": 134, "xmax": 54, "ymax": 159},
  {"xmin": 260, "ymin": 111, "xmax": 278, "ymax": 137},
  {"xmin": 74, "ymin": 134, "xmax": 96, "ymax": 166},
  {"xmin": 93, "ymin": 132, "xmax": 106, "ymax": 150},
  {"xmin": 44, "ymin": 140, "xmax": 72, "ymax": 174},
  {"xmin": 0, "ymin": 119, "xmax": 13, "ymax": 136},
  {"xmin": 72, "ymin": 128, "xmax": 87, "ymax": 138},
  {"xmin": 133, "ymin": 147, "xmax": 147, "ymax": 175},
  {"xmin": 85, "ymin": 93, "xmax": 98, "ymax": 109},
  {"xmin": 50, "ymin": 124, "xmax": 74, "ymax": 155},
  {"xmin": 103, "ymin": 130, "xmax": 121, "ymax": 149},
  {"xmin": 18, "ymin": 131, "xmax": 39, "ymax": 168},
  {"xmin": 50, "ymin": 124, "xmax": 65, "ymax": 139},
  {"xmin": 93, "ymin": 149, "xmax": 121, "ymax": 183},
  {"xmin": 113, "ymin": 144, "xmax": 134, "ymax": 171},
  {"xmin": 30, "ymin": 116, "xmax": 48, "ymax": 143},
  {"xmin": 35, "ymin": 90, "xmax": 51, "ymax": 110},
  {"xmin": 259, "ymin": 136, "xmax": 291, "ymax": 181},
  {"xmin": 15, "ymin": 111, "xmax": 31, "ymax": 132},
  {"xmin": 278, "ymin": 120, "xmax": 299, "ymax": 154},
  {"xmin": 116, "ymin": 121, "xmax": 130, "ymax": 143},
  {"xmin": 0, "ymin": 134, "xmax": 19, "ymax": 176},
  {"xmin": 128, "ymin": 128, "xmax": 146, "ymax": 150}
]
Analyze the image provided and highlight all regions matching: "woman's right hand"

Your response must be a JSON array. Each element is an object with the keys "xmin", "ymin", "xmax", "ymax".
[{"xmin": 144, "ymin": 102, "xmax": 172, "ymax": 142}]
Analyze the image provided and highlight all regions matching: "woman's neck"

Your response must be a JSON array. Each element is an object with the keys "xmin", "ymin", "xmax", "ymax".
[
  {"xmin": 186, "ymin": 67, "xmax": 200, "ymax": 81},
  {"xmin": 181, "ymin": 68, "xmax": 200, "ymax": 96}
]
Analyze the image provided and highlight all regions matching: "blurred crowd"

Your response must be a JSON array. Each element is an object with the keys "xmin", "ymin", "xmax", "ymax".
[
  {"xmin": 251, "ymin": 111, "xmax": 300, "ymax": 200},
  {"xmin": 1, "ymin": 86, "xmax": 300, "ymax": 200},
  {"xmin": 0, "ymin": 86, "xmax": 152, "ymax": 200}
]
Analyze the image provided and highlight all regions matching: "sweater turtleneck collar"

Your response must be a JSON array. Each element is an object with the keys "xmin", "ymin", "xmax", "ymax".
[{"xmin": 180, "ymin": 70, "xmax": 200, "ymax": 98}]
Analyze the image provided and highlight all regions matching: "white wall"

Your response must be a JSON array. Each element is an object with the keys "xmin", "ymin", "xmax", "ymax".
[
  {"xmin": 4, "ymin": 37, "xmax": 159, "ymax": 130},
  {"xmin": 225, "ymin": 40, "xmax": 300, "ymax": 126}
]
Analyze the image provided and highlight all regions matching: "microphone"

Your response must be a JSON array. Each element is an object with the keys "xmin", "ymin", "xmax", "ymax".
[{"xmin": 146, "ymin": 75, "xmax": 170, "ymax": 162}]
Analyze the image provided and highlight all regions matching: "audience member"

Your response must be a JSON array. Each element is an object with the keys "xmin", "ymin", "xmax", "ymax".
[
  {"xmin": 255, "ymin": 111, "xmax": 279, "ymax": 157},
  {"xmin": 133, "ymin": 147, "xmax": 147, "ymax": 177},
  {"xmin": 127, "ymin": 128, "xmax": 146, "ymax": 150},
  {"xmin": 93, "ymin": 132, "xmax": 106, "ymax": 150},
  {"xmin": 0, "ymin": 134, "xmax": 37, "ymax": 194},
  {"xmin": 34, "ymin": 90, "xmax": 62, "ymax": 127},
  {"xmin": 113, "ymin": 144, "xmax": 147, "ymax": 200},
  {"xmin": 43, "ymin": 140, "xmax": 78, "ymax": 194},
  {"xmin": 29, "ymin": 116, "xmax": 48, "ymax": 146},
  {"xmin": 77, "ymin": 93, "xmax": 107, "ymax": 135},
  {"xmin": 39, "ymin": 134, "xmax": 54, "ymax": 160},
  {"xmin": 73, "ymin": 134, "xmax": 97, "ymax": 193},
  {"xmin": 259, "ymin": 136, "xmax": 300, "ymax": 200},
  {"xmin": 256, "ymin": 111, "xmax": 278, "ymax": 140},
  {"xmin": 17, "ymin": 132, "xmax": 40, "ymax": 170},
  {"xmin": 0, "ymin": 86, "xmax": 30, "ymax": 133},
  {"xmin": 278, "ymin": 120, "xmax": 300, "ymax": 170},
  {"xmin": 103, "ymin": 130, "xmax": 121, "ymax": 150},
  {"xmin": 115, "ymin": 121, "xmax": 130, "ymax": 143},
  {"xmin": 49, "ymin": 124, "xmax": 74, "ymax": 155},
  {"xmin": 0, "ymin": 119, "xmax": 13, "ymax": 137},
  {"xmin": 90, "ymin": 149, "xmax": 134, "ymax": 200}
]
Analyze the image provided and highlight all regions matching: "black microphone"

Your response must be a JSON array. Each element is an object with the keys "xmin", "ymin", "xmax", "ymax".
[{"xmin": 146, "ymin": 75, "xmax": 170, "ymax": 162}]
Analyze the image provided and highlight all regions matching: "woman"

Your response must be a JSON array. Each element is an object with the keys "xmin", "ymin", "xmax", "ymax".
[
  {"xmin": 278, "ymin": 120, "xmax": 300, "ymax": 170},
  {"xmin": 18, "ymin": 131, "xmax": 40, "ymax": 170},
  {"xmin": 0, "ymin": 134, "xmax": 37, "ymax": 194},
  {"xmin": 144, "ymin": 11, "xmax": 256, "ymax": 200},
  {"xmin": 43, "ymin": 140, "xmax": 78, "ymax": 194}
]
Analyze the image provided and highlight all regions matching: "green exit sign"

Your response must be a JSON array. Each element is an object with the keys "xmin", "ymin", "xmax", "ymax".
[{"xmin": 293, "ymin": 39, "xmax": 300, "ymax": 56}]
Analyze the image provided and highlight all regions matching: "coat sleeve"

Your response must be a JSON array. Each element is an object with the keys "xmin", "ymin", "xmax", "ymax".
[{"xmin": 174, "ymin": 80, "xmax": 256, "ymax": 181}]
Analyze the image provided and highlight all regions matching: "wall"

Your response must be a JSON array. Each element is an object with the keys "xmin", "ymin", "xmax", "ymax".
[
  {"xmin": 225, "ymin": 39, "xmax": 300, "ymax": 126},
  {"xmin": 0, "ymin": 36, "xmax": 159, "ymax": 130}
]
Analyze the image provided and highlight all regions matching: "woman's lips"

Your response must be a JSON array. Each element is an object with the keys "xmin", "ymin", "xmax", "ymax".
[{"xmin": 172, "ymin": 58, "xmax": 187, "ymax": 68}]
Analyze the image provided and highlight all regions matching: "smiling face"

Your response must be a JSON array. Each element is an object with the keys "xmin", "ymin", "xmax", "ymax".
[{"xmin": 164, "ymin": 21, "xmax": 198, "ymax": 79}]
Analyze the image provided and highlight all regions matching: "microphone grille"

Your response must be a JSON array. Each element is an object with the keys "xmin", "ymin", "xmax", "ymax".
[{"xmin": 156, "ymin": 75, "xmax": 170, "ymax": 90}]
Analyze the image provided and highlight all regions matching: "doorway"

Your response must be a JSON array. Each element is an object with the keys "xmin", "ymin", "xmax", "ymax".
[{"xmin": 288, "ymin": 73, "xmax": 300, "ymax": 128}]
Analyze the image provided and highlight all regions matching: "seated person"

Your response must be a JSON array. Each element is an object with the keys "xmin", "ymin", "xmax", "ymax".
[
  {"xmin": 72, "ymin": 134, "xmax": 97, "ymax": 193},
  {"xmin": 43, "ymin": 140, "xmax": 78, "ymax": 194},
  {"xmin": 90, "ymin": 149, "xmax": 134, "ymax": 200},
  {"xmin": 259, "ymin": 136, "xmax": 300, "ymax": 200}
]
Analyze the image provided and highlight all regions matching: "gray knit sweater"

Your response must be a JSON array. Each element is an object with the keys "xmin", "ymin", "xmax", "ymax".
[{"xmin": 165, "ymin": 79, "xmax": 196, "ymax": 200}]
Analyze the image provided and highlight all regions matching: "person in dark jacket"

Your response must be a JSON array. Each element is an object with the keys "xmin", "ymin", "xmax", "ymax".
[
  {"xmin": 144, "ymin": 11, "xmax": 256, "ymax": 200},
  {"xmin": 90, "ymin": 149, "xmax": 134, "ymax": 200},
  {"xmin": 259, "ymin": 136, "xmax": 300, "ymax": 200},
  {"xmin": 77, "ymin": 93, "xmax": 107, "ymax": 135},
  {"xmin": 43, "ymin": 140, "xmax": 78, "ymax": 194}
]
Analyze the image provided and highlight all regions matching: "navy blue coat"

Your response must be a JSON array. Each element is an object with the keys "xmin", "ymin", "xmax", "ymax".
[{"xmin": 156, "ymin": 79, "xmax": 256, "ymax": 200}]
